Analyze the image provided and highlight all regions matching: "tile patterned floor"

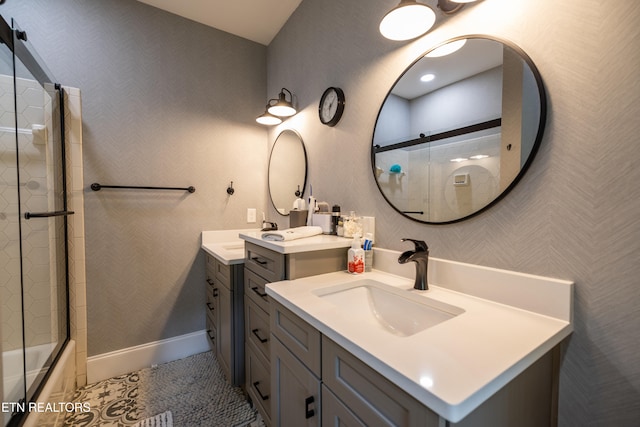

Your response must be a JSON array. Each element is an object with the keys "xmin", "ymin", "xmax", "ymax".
[{"xmin": 63, "ymin": 372, "xmax": 142, "ymax": 426}]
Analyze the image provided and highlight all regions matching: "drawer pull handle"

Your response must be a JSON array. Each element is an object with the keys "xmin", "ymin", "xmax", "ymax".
[
  {"xmin": 251, "ymin": 256, "xmax": 268, "ymax": 265},
  {"xmin": 251, "ymin": 286, "xmax": 268, "ymax": 299},
  {"xmin": 253, "ymin": 381, "xmax": 269, "ymax": 401},
  {"xmin": 213, "ymin": 288, "xmax": 219, "ymax": 297},
  {"xmin": 305, "ymin": 396, "xmax": 315, "ymax": 419},
  {"xmin": 251, "ymin": 328, "xmax": 268, "ymax": 343},
  {"xmin": 206, "ymin": 329, "xmax": 215, "ymax": 341},
  {"xmin": 206, "ymin": 279, "xmax": 214, "ymax": 286},
  {"xmin": 206, "ymin": 302, "xmax": 215, "ymax": 311}
]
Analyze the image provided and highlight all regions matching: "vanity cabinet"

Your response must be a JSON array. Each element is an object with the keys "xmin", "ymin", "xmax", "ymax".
[
  {"xmin": 271, "ymin": 302, "xmax": 322, "ymax": 426},
  {"xmin": 243, "ymin": 241, "xmax": 347, "ymax": 426},
  {"xmin": 269, "ymin": 299, "xmax": 560, "ymax": 427},
  {"xmin": 269, "ymin": 300, "xmax": 437, "ymax": 427},
  {"xmin": 204, "ymin": 253, "xmax": 245, "ymax": 387}
]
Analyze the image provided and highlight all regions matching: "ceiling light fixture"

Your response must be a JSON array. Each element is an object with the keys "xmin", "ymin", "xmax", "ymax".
[
  {"xmin": 267, "ymin": 88, "xmax": 296, "ymax": 117},
  {"xmin": 379, "ymin": 0, "xmax": 436, "ymax": 41}
]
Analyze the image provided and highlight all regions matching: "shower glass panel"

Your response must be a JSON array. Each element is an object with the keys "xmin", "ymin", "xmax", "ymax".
[
  {"xmin": 1, "ymin": 17, "xmax": 70, "ymax": 426},
  {"xmin": 1, "ymin": 29, "xmax": 25, "ymax": 422}
]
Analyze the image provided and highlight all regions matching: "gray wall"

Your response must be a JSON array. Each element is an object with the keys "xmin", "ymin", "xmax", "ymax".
[
  {"xmin": 0, "ymin": 0, "xmax": 269, "ymax": 356},
  {"xmin": 266, "ymin": 0, "xmax": 639, "ymax": 425}
]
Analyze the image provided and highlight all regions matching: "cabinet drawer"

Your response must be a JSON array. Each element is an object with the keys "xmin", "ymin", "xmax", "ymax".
[
  {"xmin": 206, "ymin": 310, "xmax": 216, "ymax": 346},
  {"xmin": 206, "ymin": 291, "xmax": 217, "ymax": 323},
  {"xmin": 215, "ymin": 260, "xmax": 232, "ymax": 288},
  {"xmin": 322, "ymin": 384, "xmax": 366, "ymax": 427},
  {"xmin": 246, "ymin": 342, "xmax": 272, "ymax": 425},
  {"xmin": 270, "ymin": 301, "xmax": 321, "ymax": 378},
  {"xmin": 245, "ymin": 268, "xmax": 270, "ymax": 313},
  {"xmin": 322, "ymin": 336, "xmax": 439, "ymax": 427},
  {"xmin": 245, "ymin": 242, "xmax": 285, "ymax": 283},
  {"xmin": 206, "ymin": 253, "xmax": 217, "ymax": 279},
  {"xmin": 206, "ymin": 276, "xmax": 218, "ymax": 301},
  {"xmin": 246, "ymin": 297, "xmax": 271, "ymax": 362}
]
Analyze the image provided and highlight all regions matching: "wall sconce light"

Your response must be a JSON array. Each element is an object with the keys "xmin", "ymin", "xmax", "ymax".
[
  {"xmin": 379, "ymin": 1, "xmax": 436, "ymax": 41},
  {"xmin": 380, "ymin": 0, "xmax": 477, "ymax": 41},
  {"xmin": 256, "ymin": 88, "xmax": 297, "ymax": 126},
  {"xmin": 268, "ymin": 88, "xmax": 296, "ymax": 117},
  {"xmin": 256, "ymin": 104, "xmax": 283, "ymax": 126}
]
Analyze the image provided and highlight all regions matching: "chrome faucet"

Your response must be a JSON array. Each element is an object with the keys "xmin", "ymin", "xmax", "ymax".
[{"xmin": 398, "ymin": 238, "xmax": 429, "ymax": 290}]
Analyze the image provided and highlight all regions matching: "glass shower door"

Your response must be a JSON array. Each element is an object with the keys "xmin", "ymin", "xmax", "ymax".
[
  {"xmin": 13, "ymin": 21, "xmax": 70, "ymax": 404},
  {"xmin": 0, "ymin": 28, "xmax": 26, "ymax": 426},
  {"xmin": 1, "ymin": 17, "xmax": 70, "ymax": 425}
]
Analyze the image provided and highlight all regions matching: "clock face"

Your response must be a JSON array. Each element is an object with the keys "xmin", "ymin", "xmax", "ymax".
[{"xmin": 319, "ymin": 87, "xmax": 345, "ymax": 126}]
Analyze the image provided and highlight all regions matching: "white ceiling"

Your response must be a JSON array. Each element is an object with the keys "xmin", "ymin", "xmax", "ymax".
[
  {"xmin": 392, "ymin": 39, "xmax": 504, "ymax": 100},
  {"xmin": 135, "ymin": 0, "xmax": 303, "ymax": 45}
]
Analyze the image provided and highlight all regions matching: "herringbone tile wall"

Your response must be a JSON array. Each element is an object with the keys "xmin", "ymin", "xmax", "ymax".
[{"xmin": 266, "ymin": 0, "xmax": 640, "ymax": 425}]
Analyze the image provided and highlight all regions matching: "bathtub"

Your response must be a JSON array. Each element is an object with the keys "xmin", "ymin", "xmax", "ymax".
[{"xmin": 2, "ymin": 340, "xmax": 76, "ymax": 427}]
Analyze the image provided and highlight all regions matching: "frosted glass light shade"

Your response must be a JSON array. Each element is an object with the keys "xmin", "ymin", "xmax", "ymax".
[
  {"xmin": 268, "ymin": 103, "xmax": 296, "ymax": 117},
  {"xmin": 380, "ymin": 1, "xmax": 436, "ymax": 41},
  {"xmin": 256, "ymin": 113, "xmax": 282, "ymax": 125}
]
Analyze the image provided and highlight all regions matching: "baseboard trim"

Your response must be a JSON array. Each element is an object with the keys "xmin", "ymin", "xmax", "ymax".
[{"xmin": 87, "ymin": 330, "xmax": 212, "ymax": 384}]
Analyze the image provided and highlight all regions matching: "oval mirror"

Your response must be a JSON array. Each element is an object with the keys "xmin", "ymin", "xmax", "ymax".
[
  {"xmin": 371, "ymin": 35, "xmax": 546, "ymax": 224},
  {"xmin": 268, "ymin": 129, "xmax": 308, "ymax": 215}
]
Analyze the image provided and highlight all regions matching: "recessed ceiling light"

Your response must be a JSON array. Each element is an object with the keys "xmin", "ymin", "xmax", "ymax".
[{"xmin": 420, "ymin": 73, "xmax": 435, "ymax": 82}]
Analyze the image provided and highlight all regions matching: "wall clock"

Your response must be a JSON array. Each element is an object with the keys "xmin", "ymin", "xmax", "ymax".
[{"xmin": 319, "ymin": 87, "xmax": 345, "ymax": 127}]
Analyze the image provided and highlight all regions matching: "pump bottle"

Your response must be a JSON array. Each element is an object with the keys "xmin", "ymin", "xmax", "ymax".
[{"xmin": 347, "ymin": 235, "xmax": 365, "ymax": 274}]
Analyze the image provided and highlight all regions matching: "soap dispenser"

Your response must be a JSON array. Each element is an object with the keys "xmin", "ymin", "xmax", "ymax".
[{"xmin": 347, "ymin": 235, "xmax": 364, "ymax": 274}]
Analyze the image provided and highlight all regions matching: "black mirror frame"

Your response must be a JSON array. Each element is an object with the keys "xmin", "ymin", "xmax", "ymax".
[
  {"xmin": 370, "ymin": 34, "xmax": 547, "ymax": 225},
  {"xmin": 268, "ymin": 129, "xmax": 308, "ymax": 216}
]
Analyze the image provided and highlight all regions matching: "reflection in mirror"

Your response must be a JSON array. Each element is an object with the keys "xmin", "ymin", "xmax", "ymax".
[
  {"xmin": 372, "ymin": 36, "xmax": 546, "ymax": 224},
  {"xmin": 268, "ymin": 129, "xmax": 307, "ymax": 215}
]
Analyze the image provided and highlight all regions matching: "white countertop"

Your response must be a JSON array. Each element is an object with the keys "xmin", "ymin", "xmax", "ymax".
[
  {"xmin": 239, "ymin": 230, "xmax": 353, "ymax": 254},
  {"xmin": 201, "ymin": 229, "xmax": 260, "ymax": 265},
  {"xmin": 266, "ymin": 249, "xmax": 573, "ymax": 422}
]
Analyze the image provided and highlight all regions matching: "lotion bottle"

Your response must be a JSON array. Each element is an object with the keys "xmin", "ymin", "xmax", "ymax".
[{"xmin": 347, "ymin": 235, "xmax": 365, "ymax": 274}]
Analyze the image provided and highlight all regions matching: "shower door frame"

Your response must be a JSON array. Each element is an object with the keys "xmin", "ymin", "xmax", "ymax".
[{"xmin": 1, "ymin": 14, "xmax": 71, "ymax": 426}]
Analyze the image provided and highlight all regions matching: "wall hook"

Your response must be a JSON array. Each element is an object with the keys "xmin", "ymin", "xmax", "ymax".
[
  {"xmin": 226, "ymin": 181, "xmax": 235, "ymax": 195},
  {"xmin": 295, "ymin": 185, "xmax": 302, "ymax": 197}
]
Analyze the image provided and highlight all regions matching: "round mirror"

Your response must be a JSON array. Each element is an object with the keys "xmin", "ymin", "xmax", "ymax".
[
  {"xmin": 268, "ymin": 129, "xmax": 308, "ymax": 215},
  {"xmin": 371, "ymin": 35, "xmax": 546, "ymax": 224}
]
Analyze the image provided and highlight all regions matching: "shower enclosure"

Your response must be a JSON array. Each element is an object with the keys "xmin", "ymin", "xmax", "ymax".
[{"xmin": 0, "ymin": 16, "xmax": 71, "ymax": 426}]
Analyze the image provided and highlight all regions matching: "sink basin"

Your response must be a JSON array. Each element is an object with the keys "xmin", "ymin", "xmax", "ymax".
[{"xmin": 314, "ymin": 279, "xmax": 464, "ymax": 337}]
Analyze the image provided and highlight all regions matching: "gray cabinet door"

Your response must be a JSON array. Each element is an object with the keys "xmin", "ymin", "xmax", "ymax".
[
  {"xmin": 322, "ymin": 385, "xmax": 366, "ymax": 427},
  {"xmin": 217, "ymin": 280, "xmax": 233, "ymax": 383},
  {"xmin": 322, "ymin": 336, "xmax": 439, "ymax": 427},
  {"xmin": 271, "ymin": 335, "xmax": 321, "ymax": 427}
]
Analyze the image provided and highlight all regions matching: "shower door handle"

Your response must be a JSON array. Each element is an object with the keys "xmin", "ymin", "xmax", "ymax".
[{"xmin": 24, "ymin": 210, "xmax": 74, "ymax": 220}]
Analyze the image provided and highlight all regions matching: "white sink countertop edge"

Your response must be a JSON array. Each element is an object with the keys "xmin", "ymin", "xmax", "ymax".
[
  {"xmin": 201, "ymin": 229, "xmax": 260, "ymax": 265},
  {"xmin": 266, "ymin": 254, "xmax": 573, "ymax": 422}
]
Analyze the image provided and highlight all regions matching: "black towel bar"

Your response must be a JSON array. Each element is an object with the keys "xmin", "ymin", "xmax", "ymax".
[{"xmin": 90, "ymin": 183, "xmax": 195, "ymax": 193}]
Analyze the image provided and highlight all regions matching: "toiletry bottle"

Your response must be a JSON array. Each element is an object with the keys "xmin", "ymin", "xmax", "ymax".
[
  {"xmin": 347, "ymin": 235, "xmax": 365, "ymax": 274},
  {"xmin": 331, "ymin": 205, "xmax": 340, "ymax": 235},
  {"xmin": 363, "ymin": 232, "xmax": 373, "ymax": 272}
]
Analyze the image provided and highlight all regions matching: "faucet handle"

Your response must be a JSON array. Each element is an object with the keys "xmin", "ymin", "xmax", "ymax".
[{"xmin": 401, "ymin": 238, "xmax": 428, "ymax": 252}]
